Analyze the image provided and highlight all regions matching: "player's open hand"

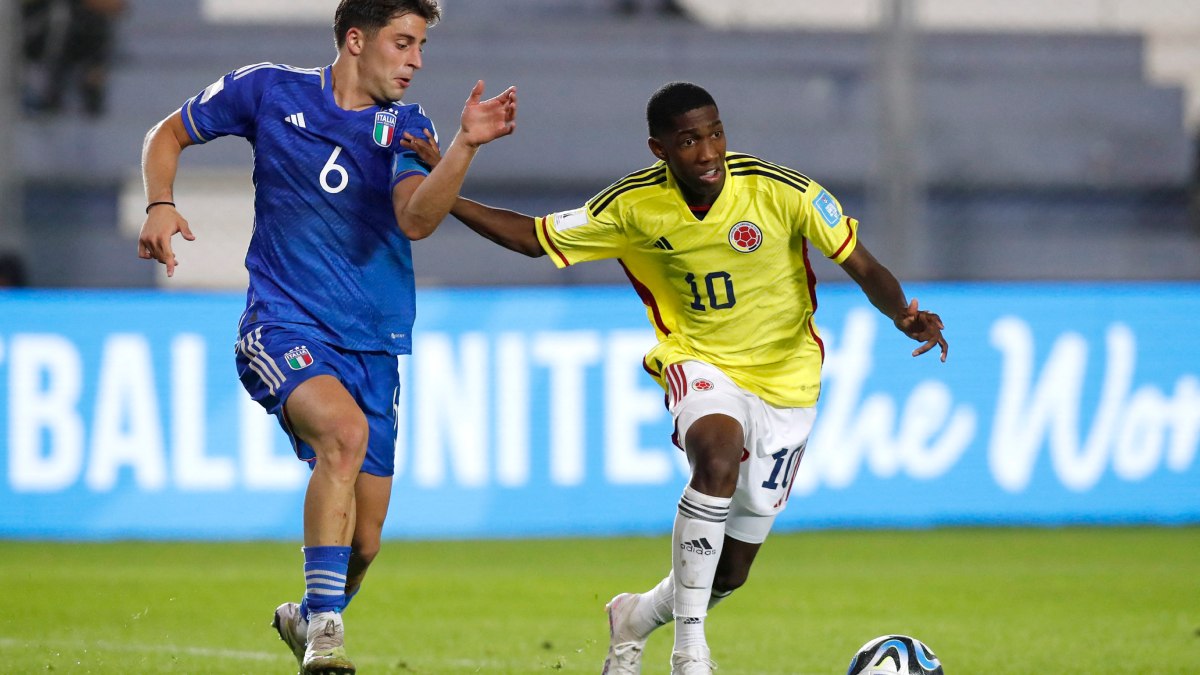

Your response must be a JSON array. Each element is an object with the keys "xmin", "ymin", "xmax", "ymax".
[
  {"xmin": 400, "ymin": 128, "xmax": 441, "ymax": 168},
  {"xmin": 458, "ymin": 80, "xmax": 517, "ymax": 147},
  {"xmin": 137, "ymin": 205, "xmax": 195, "ymax": 278},
  {"xmin": 893, "ymin": 298, "xmax": 948, "ymax": 361}
]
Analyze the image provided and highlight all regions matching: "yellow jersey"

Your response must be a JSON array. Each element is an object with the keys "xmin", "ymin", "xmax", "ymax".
[{"xmin": 534, "ymin": 152, "xmax": 858, "ymax": 407}]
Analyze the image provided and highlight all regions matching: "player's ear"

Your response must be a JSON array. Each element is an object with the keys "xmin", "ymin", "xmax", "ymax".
[
  {"xmin": 345, "ymin": 27, "xmax": 366, "ymax": 56},
  {"xmin": 648, "ymin": 137, "xmax": 667, "ymax": 161}
]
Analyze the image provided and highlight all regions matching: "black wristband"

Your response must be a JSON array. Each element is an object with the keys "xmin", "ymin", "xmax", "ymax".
[{"xmin": 146, "ymin": 201, "xmax": 176, "ymax": 214}]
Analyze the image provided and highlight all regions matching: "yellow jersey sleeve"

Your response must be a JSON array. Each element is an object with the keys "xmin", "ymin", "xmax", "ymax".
[
  {"xmin": 535, "ymin": 205, "xmax": 627, "ymax": 269},
  {"xmin": 797, "ymin": 178, "xmax": 858, "ymax": 263},
  {"xmin": 536, "ymin": 164, "xmax": 671, "ymax": 267}
]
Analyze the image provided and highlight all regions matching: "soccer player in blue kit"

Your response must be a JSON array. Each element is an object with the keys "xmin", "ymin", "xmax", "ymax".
[{"xmin": 136, "ymin": 1, "xmax": 516, "ymax": 672}]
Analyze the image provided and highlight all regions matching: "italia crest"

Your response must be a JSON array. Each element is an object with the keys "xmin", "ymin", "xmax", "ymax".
[
  {"xmin": 373, "ymin": 110, "xmax": 398, "ymax": 147},
  {"xmin": 284, "ymin": 346, "xmax": 314, "ymax": 370},
  {"xmin": 728, "ymin": 221, "xmax": 762, "ymax": 253}
]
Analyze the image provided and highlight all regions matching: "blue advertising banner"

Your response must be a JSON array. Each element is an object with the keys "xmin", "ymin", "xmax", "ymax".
[{"xmin": 0, "ymin": 284, "xmax": 1197, "ymax": 540}]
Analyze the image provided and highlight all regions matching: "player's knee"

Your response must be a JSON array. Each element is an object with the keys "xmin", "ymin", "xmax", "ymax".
[
  {"xmin": 315, "ymin": 422, "xmax": 369, "ymax": 475},
  {"xmin": 684, "ymin": 416, "xmax": 743, "ymax": 494},
  {"xmin": 351, "ymin": 540, "xmax": 380, "ymax": 568},
  {"xmin": 351, "ymin": 505, "xmax": 387, "ymax": 568},
  {"xmin": 688, "ymin": 451, "xmax": 740, "ymax": 495}
]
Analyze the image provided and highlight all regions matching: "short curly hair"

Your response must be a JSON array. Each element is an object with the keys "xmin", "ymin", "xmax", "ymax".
[
  {"xmin": 646, "ymin": 81, "xmax": 717, "ymax": 138},
  {"xmin": 333, "ymin": 0, "xmax": 441, "ymax": 49}
]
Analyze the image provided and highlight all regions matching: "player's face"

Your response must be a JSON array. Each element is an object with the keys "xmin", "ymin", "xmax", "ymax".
[
  {"xmin": 649, "ymin": 105, "xmax": 726, "ymax": 206},
  {"xmin": 358, "ymin": 12, "xmax": 428, "ymax": 103}
]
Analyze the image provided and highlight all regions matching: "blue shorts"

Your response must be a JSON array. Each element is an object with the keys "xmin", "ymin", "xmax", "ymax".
[{"xmin": 234, "ymin": 324, "xmax": 401, "ymax": 477}]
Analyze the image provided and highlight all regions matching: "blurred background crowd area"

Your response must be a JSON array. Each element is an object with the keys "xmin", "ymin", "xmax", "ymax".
[{"xmin": 0, "ymin": 0, "xmax": 1198, "ymax": 289}]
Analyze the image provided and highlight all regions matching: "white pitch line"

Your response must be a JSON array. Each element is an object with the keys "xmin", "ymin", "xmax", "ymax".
[
  {"xmin": 1, "ymin": 637, "xmax": 819, "ymax": 674},
  {"xmin": 0, "ymin": 636, "xmax": 508, "ymax": 670},
  {"xmin": 0, "ymin": 636, "xmax": 280, "ymax": 661}
]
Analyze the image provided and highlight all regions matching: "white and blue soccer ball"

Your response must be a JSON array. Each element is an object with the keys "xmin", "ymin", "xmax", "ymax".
[{"xmin": 846, "ymin": 634, "xmax": 944, "ymax": 675}]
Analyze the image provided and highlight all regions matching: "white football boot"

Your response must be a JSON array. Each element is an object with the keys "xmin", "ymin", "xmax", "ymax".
[
  {"xmin": 303, "ymin": 611, "xmax": 356, "ymax": 674},
  {"xmin": 670, "ymin": 644, "xmax": 717, "ymax": 675},
  {"xmin": 602, "ymin": 593, "xmax": 647, "ymax": 674},
  {"xmin": 271, "ymin": 602, "xmax": 307, "ymax": 671}
]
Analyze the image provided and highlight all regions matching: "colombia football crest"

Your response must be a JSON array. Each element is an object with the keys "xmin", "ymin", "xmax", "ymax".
[
  {"xmin": 373, "ymin": 110, "xmax": 397, "ymax": 147},
  {"xmin": 728, "ymin": 221, "xmax": 762, "ymax": 253}
]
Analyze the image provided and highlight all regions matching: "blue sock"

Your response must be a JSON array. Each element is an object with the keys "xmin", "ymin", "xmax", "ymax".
[
  {"xmin": 302, "ymin": 545, "xmax": 351, "ymax": 617},
  {"xmin": 300, "ymin": 582, "xmax": 360, "ymax": 618}
]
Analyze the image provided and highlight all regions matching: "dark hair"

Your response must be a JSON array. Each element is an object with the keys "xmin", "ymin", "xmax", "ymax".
[
  {"xmin": 333, "ymin": 0, "xmax": 442, "ymax": 49},
  {"xmin": 646, "ymin": 81, "xmax": 717, "ymax": 138}
]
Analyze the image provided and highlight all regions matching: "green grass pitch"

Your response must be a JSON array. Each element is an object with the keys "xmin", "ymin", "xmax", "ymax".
[{"xmin": 3, "ymin": 527, "xmax": 1197, "ymax": 674}]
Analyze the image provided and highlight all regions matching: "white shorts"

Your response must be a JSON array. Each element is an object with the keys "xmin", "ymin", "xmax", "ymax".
[{"xmin": 665, "ymin": 360, "xmax": 817, "ymax": 545}]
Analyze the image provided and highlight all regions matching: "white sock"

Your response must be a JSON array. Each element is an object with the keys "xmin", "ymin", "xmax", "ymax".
[
  {"xmin": 628, "ymin": 571, "xmax": 675, "ymax": 639},
  {"xmin": 672, "ymin": 486, "xmax": 731, "ymax": 653},
  {"xmin": 630, "ymin": 571, "xmax": 735, "ymax": 640}
]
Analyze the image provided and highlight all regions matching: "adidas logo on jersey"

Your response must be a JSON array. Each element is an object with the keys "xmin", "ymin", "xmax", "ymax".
[
  {"xmin": 680, "ymin": 537, "xmax": 717, "ymax": 555},
  {"xmin": 284, "ymin": 112, "xmax": 307, "ymax": 128},
  {"xmin": 653, "ymin": 236, "xmax": 674, "ymax": 251}
]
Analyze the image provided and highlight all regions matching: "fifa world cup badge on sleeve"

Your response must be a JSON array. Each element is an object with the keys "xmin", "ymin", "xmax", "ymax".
[
  {"xmin": 552, "ymin": 207, "xmax": 589, "ymax": 232},
  {"xmin": 814, "ymin": 189, "xmax": 842, "ymax": 227},
  {"xmin": 373, "ymin": 110, "xmax": 398, "ymax": 147}
]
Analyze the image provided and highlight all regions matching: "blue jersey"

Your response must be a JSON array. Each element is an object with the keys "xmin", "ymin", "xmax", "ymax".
[{"xmin": 180, "ymin": 63, "xmax": 437, "ymax": 355}]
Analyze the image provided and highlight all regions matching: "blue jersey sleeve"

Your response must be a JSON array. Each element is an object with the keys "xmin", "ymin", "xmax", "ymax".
[
  {"xmin": 180, "ymin": 63, "xmax": 275, "ymax": 144},
  {"xmin": 391, "ymin": 108, "xmax": 439, "ymax": 188}
]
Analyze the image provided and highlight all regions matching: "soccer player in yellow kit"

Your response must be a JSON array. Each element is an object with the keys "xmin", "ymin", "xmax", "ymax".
[{"xmin": 412, "ymin": 81, "xmax": 947, "ymax": 675}]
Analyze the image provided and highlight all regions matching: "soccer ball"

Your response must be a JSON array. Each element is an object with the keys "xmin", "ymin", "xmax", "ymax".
[{"xmin": 846, "ymin": 635, "xmax": 944, "ymax": 675}]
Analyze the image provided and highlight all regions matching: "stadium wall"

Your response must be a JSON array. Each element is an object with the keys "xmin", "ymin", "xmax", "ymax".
[{"xmin": 0, "ymin": 283, "xmax": 1197, "ymax": 540}]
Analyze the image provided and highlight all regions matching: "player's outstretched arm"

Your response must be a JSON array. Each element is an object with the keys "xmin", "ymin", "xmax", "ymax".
[
  {"xmin": 392, "ymin": 81, "xmax": 517, "ymax": 241},
  {"xmin": 891, "ymin": 296, "xmax": 948, "ymax": 361},
  {"xmin": 451, "ymin": 197, "xmax": 544, "ymax": 258},
  {"xmin": 399, "ymin": 129, "xmax": 542, "ymax": 257},
  {"xmin": 400, "ymin": 128, "xmax": 439, "ymax": 166},
  {"xmin": 138, "ymin": 110, "xmax": 196, "ymax": 278},
  {"xmin": 838, "ymin": 242, "xmax": 948, "ymax": 361}
]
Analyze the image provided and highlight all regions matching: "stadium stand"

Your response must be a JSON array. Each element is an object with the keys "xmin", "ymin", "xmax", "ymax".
[{"xmin": 12, "ymin": 0, "xmax": 1199, "ymax": 287}]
